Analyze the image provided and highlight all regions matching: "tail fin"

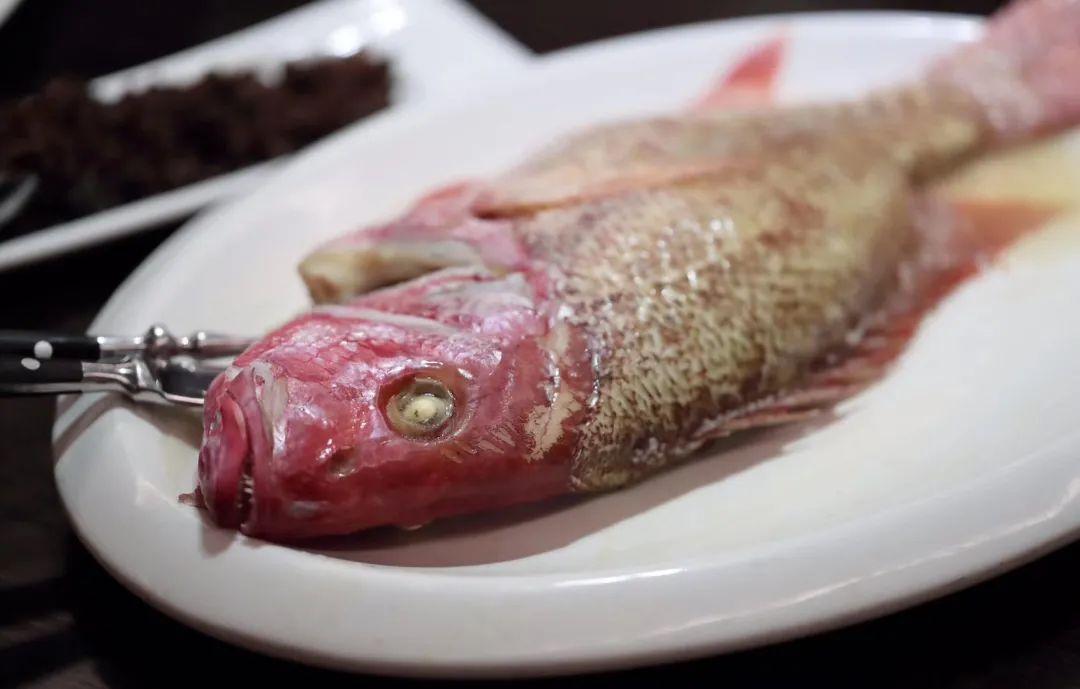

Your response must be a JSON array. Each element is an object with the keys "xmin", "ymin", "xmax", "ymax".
[{"xmin": 931, "ymin": 0, "xmax": 1080, "ymax": 142}]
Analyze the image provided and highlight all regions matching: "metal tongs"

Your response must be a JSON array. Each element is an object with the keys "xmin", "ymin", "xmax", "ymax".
[{"xmin": 0, "ymin": 324, "xmax": 254, "ymax": 406}]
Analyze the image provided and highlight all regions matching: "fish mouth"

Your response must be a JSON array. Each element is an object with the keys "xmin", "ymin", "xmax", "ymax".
[
  {"xmin": 227, "ymin": 388, "xmax": 258, "ymax": 531},
  {"xmin": 200, "ymin": 391, "xmax": 256, "ymax": 531},
  {"xmin": 236, "ymin": 439, "xmax": 255, "ymax": 529}
]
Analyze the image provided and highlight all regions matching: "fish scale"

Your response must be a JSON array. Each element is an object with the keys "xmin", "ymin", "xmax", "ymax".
[{"xmin": 512, "ymin": 154, "xmax": 903, "ymax": 485}]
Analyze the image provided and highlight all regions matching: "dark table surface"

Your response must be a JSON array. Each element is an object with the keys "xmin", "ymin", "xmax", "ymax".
[{"xmin": 3, "ymin": 1, "xmax": 1080, "ymax": 687}]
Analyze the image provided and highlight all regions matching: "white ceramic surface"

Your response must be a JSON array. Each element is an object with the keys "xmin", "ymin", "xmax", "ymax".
[
  {"xmin": 0, "ymin": 0, "xmax": 532, "ymax": 270},
  {"xmin": 0, "ymin": 0, "xmax": 21, "ymax": 27},
  {"xmin": 53, "ymin": 12, "xmax": 1080, "ymax": 678}
]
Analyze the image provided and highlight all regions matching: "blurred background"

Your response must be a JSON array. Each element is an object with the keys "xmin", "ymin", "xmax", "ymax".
[
  {"xmin": 0, "ymin": 0, "xmax": 1003, "ymax": 95},
  {"xmin": 9, "ymin": 2, "xmax": 1080, "ymax": 689}
]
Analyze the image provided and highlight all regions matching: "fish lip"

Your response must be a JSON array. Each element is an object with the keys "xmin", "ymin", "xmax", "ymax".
[
  {"xmin": 202, "ymin": 390, "xmax": 256, "ymax": 531},
  {"xmin": 236, "ymin": 433, "xmax": 255, "ymax": 531},
  {"xmin": 226, "ymin": 386, "xmax": 257, "ymax": 533}
]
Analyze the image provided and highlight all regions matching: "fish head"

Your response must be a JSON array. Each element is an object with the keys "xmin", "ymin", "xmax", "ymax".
[{"xmin": 198, "ymin": 271, "xmax": 591, "ymax": 540}]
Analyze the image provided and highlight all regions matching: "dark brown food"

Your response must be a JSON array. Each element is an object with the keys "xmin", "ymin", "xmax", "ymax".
[{"xmin": 0, "ymin": 52, "xmax": 391, "ymax": 238}]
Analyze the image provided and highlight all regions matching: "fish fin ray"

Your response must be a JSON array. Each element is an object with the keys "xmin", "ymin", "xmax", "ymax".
[
  {"xmin": 691, "ymin": 33, "xmax": 788, "ymax": 112},
  {"xmin": 691, "ymin": 351, "xmax": 891, "ymax": 443}
]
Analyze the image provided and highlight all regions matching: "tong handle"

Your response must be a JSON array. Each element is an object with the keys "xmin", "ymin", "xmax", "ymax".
[
  {"xmin": 0, "ymin": 330, "xmax": 100, "ymax": 360},
  {"xmin": 0, "ymin": 326, "xmax": 253, "ymax": 362},
  {"xmin": 0, "ymin": 356, "xmax": 85, "ymax": 393}
]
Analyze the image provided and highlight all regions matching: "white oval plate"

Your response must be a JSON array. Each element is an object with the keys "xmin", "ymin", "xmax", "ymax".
[
  {"xmin": 53, "ymin": 12, "xmax": 1080, "ymax": 678},
  {"xmin": 0, "ymin": 0, "xmax": 531, "ymax": 271}
]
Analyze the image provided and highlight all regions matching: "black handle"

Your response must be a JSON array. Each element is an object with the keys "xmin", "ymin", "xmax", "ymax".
[
  {"xmin": 0, "ymin": 356, "xmax": 85, "ymax": 389},
  {"xmin": 0, "ymin": 330, "xmax": 100, "ymax": 360}
]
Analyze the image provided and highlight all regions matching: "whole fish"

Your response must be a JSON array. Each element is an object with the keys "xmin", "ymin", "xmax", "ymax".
[{"xmin": 199, "ymin": 0, "xmax": 1080, "ymax": 540}]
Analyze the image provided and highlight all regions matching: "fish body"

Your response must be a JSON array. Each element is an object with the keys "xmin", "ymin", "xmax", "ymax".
[{"xmin": 199, "ymin": 0, "xmax": 1080, "ymax": 539}]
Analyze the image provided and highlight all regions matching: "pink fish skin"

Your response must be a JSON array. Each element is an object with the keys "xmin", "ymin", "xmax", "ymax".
[
  {"xmin": 200, "ymin": 264, "xmax": 594, "ymax": 537},
  {"xmin": 200, "ymin": 0, "xmax": 1080, "ymax": 540}
]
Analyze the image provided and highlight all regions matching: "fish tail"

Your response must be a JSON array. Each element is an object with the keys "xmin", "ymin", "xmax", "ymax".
[{"xmin": 931, "ymin": 0, "xmax": 1080, "ymax": 143}]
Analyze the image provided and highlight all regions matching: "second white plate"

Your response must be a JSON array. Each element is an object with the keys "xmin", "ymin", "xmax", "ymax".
[{"xmin": 0, "ymin": 0, "xmax": 532, "ymax": 270}]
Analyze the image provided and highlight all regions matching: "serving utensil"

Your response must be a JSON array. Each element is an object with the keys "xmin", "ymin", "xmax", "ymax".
[{"xmin": 0, "ymin": 324, "xmax": 253, "ymax": 406}]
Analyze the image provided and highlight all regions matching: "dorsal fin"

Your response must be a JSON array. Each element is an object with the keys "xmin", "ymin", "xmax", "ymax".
[{"xmin": 691, "ymin": 34, "xmax": 787, "ymax": 111}]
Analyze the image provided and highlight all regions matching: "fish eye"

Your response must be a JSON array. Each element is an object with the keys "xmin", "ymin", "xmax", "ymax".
[{"xmin": 385, "ymin": 377, "xmax": 455, "ymax": 438}]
